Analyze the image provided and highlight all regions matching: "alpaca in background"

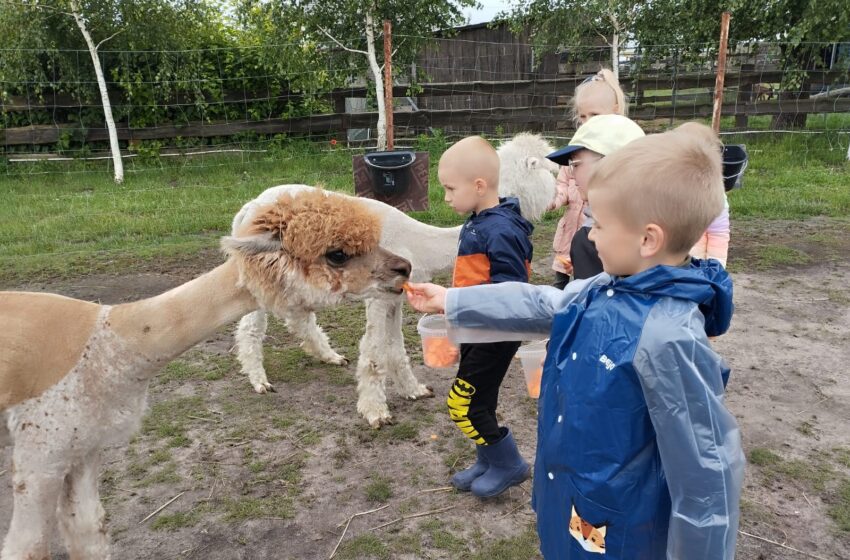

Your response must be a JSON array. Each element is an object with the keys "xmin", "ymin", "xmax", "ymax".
[{"xmin": 497, "ymin": 132, "xmax": 558, "ymax": 220}]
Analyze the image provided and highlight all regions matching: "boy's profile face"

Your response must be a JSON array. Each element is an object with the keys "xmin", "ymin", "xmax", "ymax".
[
  {"xmin": 568, "ymin": 148, "xmax": 603, "ymax": 202},
  {"xmin": 587, "ymin": 189, "xmax": 645, "ymax": 276},
  {"xmin": 438, "ymin": 162, "xmax": 483, "ymax": 214}
]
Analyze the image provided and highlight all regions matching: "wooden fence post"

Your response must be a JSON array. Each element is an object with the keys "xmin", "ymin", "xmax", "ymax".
[
  {"xmin": 712, "ymin": 11, "xmax": 732, "ymax": 134},
  {"xmin": 735, "ymin": 63, "xmax": 755, "ymax": 129}
]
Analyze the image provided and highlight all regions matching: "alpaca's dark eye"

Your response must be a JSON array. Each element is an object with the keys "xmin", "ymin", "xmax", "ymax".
[{"xmin": 325, "ymin": 250, "xmax": 351, "ymax": 267}]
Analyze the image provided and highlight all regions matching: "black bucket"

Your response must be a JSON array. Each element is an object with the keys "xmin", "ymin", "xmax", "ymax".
[
  {"xmin": 363, "ymin": 151, "xmax": 417, "ymax": 197},
  {"xmin": 722, "ymin": 144, "xmax": 748, "ymax": 192}
]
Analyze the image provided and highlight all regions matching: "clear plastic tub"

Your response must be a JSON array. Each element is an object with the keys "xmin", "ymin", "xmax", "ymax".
[
  {"xmin": 417, "ymin": 314, "xmax": 460, "ymax": 368},
  {"xmin": 516, "ymin": 339, "xmax": 547, "ymax": 398}
]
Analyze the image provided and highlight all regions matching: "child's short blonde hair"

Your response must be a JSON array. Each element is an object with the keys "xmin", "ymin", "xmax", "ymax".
[
  {"xmin": 588, "ymin": 122, "xmax": 725, "ymax": 254},
  {"xmin": 439, "ymin": 135, "xmax": 500, "ymax": 189},
  {"xmin": 571, "ymin": 68, "xmax": 627, "ymax": 125}
]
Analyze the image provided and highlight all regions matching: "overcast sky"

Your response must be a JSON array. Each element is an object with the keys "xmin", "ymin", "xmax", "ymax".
[{"xmin": 462, "ymin": 0, "xmax": 511, "ymax": 25}]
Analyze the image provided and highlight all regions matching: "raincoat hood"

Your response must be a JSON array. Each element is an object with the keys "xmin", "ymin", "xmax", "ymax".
[{"xmin": 612, "ymin": 258, "xmax": 733, "ymax": 337}]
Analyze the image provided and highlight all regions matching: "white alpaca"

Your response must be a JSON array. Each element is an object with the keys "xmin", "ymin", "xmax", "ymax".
[
  {"xmin": 496, "ymin": 132, "xmax": 558, "ymax": 220},
  {"xmin": 234, "ymin": 133, "xmax": 558, "ymax": 428},
  {"xmin": 0, "ymin": 190, "xmax": 410, "ymax": 560}
]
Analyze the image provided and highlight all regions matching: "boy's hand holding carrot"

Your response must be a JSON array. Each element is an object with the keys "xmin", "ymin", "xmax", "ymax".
[{"xmin": 403, "ymin": 282, "xmax": 448, "ymax": 313}]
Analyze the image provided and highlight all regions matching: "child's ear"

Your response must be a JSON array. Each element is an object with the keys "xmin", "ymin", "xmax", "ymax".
[
  {"xmin": 640, "ymin": 223, "xmax": 665, "ymax": 258},
  {"xmin": 474, "ymin": 177, "xmax": 488, "ymax": 194}
]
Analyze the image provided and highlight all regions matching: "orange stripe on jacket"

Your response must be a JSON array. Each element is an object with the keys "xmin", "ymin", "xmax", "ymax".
[
  {"xmin": 453, "ymin": 254, "xmax": 490, "ymax": 287},
  {"xmin": 453, "ymin": 255, "xmax": 532, "ymax": 287}
]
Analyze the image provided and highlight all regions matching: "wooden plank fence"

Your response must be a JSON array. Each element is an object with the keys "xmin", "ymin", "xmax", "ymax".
[{"xmin": 2, "ymin": 70, "xmax": 848, "ymax": 146}]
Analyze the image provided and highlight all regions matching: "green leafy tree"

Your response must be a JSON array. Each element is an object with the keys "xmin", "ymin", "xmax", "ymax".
[
  {"xmin": 0, "ymin": 0, "xmax": 231, "ymax": 180},
  {"xmin": 238, "ymin": 0, "xmax": 477, "ymax": 149},
  {"xmin": 638, "ymin": 0, "xmax": 850, "ymax": 126},
  {"xmin": 504, "ymin": 0, "xmax": 850, "ymax": 128},
  {"xmin": 500, "ymin": 0, "xmax": 651, "ymax": 80}
]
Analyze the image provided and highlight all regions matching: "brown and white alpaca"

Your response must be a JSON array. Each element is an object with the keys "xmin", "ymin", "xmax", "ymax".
[
  {"xmin": 233, "ymin": 133, "xmax": 558, "ymax": 428},
  {"xmin": 0, "ymin": 190, "xmax": 410, "ymax": 560}
]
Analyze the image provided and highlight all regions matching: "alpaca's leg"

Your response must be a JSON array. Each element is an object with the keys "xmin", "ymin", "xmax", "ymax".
[
  {"xmin": 236, "ymin": 310, "xmax": 274, "ymax": 394},
  {"xmin": 355, "ymin": 300, "xmax": 393, "ymax": 428},
  {"xmin": 379, "ymin": 300, "xmax": 433, "ymax": 400},
  {"xmin": 58, "ymin": 456, "xmax": 110, "ymax": 560},
  {"xmin": 283, "ymin": 308, "xmax": 348, "ymax": 366},
  {"xmin": 1, "ymin": 457, "xmax": 64, "ymax": 560}
]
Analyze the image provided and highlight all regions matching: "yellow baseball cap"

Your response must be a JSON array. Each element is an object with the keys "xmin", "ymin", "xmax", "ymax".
[{"xmin": 546, "ymin": 114, "xmax": 645, "ymax": 164}]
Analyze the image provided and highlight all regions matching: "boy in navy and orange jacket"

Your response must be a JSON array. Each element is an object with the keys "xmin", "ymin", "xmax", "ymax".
[{"xmin": 437, "ymin": 136, "xmax": 534, "ymax": 498}]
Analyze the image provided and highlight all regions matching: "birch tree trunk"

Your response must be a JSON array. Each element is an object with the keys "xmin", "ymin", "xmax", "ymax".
[
  {"xmin": 71, "ymin": 2, "xmax": 124, "ymax": 183},
  {"xmin": 364, "ymin": 10, "xmax": 387, "ymax": 151}
]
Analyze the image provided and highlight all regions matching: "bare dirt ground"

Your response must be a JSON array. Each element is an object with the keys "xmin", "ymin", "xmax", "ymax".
[{"xmin": 1, "ymin": 219, "xmax": 849, "ymax": 559}]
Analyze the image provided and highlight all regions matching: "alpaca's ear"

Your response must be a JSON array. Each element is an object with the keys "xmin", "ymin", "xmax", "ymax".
[
  {"xmin": 221, "ymin": 231, "xmax": 281, "ymax": 257},
  {"xmin": 526, "ymin": 156, "xmax": 540, "ymax": 170}
]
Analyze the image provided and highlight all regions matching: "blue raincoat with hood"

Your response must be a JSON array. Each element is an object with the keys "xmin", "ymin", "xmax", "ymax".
[{"xmin": 444, "ymin": 259, "xmax": 745, "ymax": 559}]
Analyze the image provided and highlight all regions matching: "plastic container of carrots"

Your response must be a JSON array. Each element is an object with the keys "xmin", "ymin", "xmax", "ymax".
[
  {"xmin": 417, "ymin": 314, "xmax": 460, "ymax": 368},
  {"xmin": 516, "ymin": 339, "xmax": 547, "ymax": 398}
]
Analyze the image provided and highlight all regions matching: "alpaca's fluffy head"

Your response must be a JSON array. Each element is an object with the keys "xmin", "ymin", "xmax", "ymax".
[
  {"xmin": 222, "ymin": 189, "xmax": 411, "ymax": 312},
  {"xmin": 497, "ymin": 133, "xmax": 559, "ymax": 221}
]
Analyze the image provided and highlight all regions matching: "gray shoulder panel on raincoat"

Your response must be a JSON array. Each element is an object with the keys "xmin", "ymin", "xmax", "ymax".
[
  {"xmin": 445, "ymin": 274, "xmax": 611, "ymax": 343},
  {"xmin": 633, "ymin": 299, "xmax": 745, "ymax": 560}
]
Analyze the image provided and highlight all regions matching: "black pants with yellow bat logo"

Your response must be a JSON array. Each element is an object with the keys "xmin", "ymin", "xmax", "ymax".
[{"xmin": 447, "ymin": 341, "xmax": 521, "ymax": 445}]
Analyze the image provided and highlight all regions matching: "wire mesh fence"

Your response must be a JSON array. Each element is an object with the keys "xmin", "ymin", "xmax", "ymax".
[
  {"xmin": 1, "ymin": 33, "xmax": 847, "ymax": 282},
  {"xmin": 2, "ymin": 34, "xmax": 848, "ymax": 171}
]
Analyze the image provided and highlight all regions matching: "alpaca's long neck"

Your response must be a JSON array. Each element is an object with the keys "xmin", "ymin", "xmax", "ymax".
[
  {"xmin": 110, "ymin": 258, "xmax": 257, "ymax": 364},
  {"xmin": 403, "ymin": 222, "xmax": 462, "ymax": 277},
  {"xmin": 380, "ymin": 213, "xmax": 461, "ymax": 279}
]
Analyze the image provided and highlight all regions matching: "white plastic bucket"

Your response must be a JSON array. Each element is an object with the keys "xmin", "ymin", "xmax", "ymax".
[
  {"xmin": 516, "ymin": 339, "xmax": 547, "ymax": 398},
  {"xmin": 416, "ymin": 314, "xmax": 460, "ymax": 368}
]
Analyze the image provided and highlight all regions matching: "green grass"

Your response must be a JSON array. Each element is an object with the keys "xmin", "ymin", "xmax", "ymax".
[
  {"xmin": 419, "ymin": 519, "xmax": 468, "ymax": 553},
  {"xmin": 834, "ymin": 448, "xmax": 850, "ymax": 469},
  {"xmin": 0, "ymin": 129, "xmax": 847, "ymax": 285},
  {"xmin": 755, "ymin": 245, "xmax": 812, "ymax": 268},
  {"xmin": 391, "ymin": 532, "xmax": 424, "ymax": 556},
  {"xmin": 150, "ymin": 508, "xmax": 207, "ymax": 531},
  {"xmin": 748, "ymin": 447, "xmax": 781, "ymax": 467},
  {"xmin": 379, "ymin": 421, "xmax": 420, "ymax": 442},
  {"xmin": 336, "ymin": 534, "xmax": 389, "ymax": 560},
  {"xmin": 221, "ymin": 495, "xmax": 295, "ymax": 521},
  {"xmin": 642, "ymin": 114, "xmax": 850, "ymax": 219},
  {"xmin": 365, "ymin": 475, "xmax": 393, "ymax": 503},
  {"xmin": 263, "ymin": 348, "xmax": 315, "ymax": 384},
  {"xmin": 160, "ymin": 354, "xmax": 235, "ymax": 383},
  {"xmin": 0, "ymin": 140, "xmax": 465, "ymax": 286},
  {"xmin": 830, "ymin": 480, "xmax": 850, "ymax": 532},
  {"xmin": 721, "ymin": 115, "xmax": 850, "ymax": 219},
  {"xmin": 748, "ymin": 446, "xmax": 850, "ymax": 532},
  {"xmin": 140, "ymin": 395, "xmax": 206, "ymax": 447},
  {"xmin": 469, "ymin": 524, "xmax": 541, "ymax": 560},
  {"xmin": 142, "ymin": 463, "xmax": 182, "ymax": 487}
]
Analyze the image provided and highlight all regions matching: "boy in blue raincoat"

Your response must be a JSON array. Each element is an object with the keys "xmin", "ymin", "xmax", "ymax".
[{"xmin": 406, "ymin": 123, "xmax": 745, "ymax": 559}]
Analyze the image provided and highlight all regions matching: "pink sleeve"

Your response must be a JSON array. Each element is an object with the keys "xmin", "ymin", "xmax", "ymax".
[
  {"xmin": 548, "ymin": 166, "xmax": 571, "ymax": 210},
  {"xmin": 705, "ymin": 208, "xmax": 730, "ymax": 236},
  {"xmin": 693, "ymin": 208, "xmax": 731, "ymax": 267}
]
